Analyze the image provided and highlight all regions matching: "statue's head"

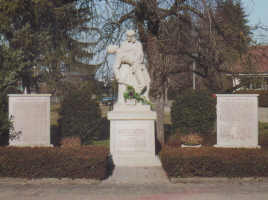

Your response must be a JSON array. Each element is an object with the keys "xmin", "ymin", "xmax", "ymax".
[{"xmin": 126, "ymin": 30, "xmax": 136, "ymax": 43}]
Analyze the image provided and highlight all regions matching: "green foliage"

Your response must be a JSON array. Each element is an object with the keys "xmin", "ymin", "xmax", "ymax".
[
  {"xmin": 0, "ymin": 146, "xmax": 108, "ymax": 179},
  {"xmin": 160, "ymin": 146, "xmax": 268, "ymax": 178},
  {"xmin": 0, "ymin": 86, "xmax": 22, "ymax": 145},
  {"xmin": 215, "ymin": 0, "xmax": 252, "ymax": 65},
  {"xmin": 259, "ymin": 122, "xmax": 268, "ymax": 146},
  {"xmin": 171, "ymin": 90, "xmax": 216, "ymax": 134},
  {"xmin": 58, "ymin": 84, "xmax": 104, "ymax": 145},
  {"xmin": 0, "ymin": 95, "xmax": 11, "ymax": 145},
  {"xmin": 123, "ymin": 85, "xmax": 151, "ymax": 105},
  {"xmin": 0, "ymin": 0, "xmax": 97, "ymax": 92},
  {"xmin": 0, "ymin": 45, "xmax": 24, "ymax": 92}
]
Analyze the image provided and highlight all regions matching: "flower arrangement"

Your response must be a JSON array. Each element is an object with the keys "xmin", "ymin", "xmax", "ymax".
[
  {"xmin": 181, "ymin": 133, "xmax": 203, "ymax": 145},
  {"xmin": 123, "ymin": 85, "xmax": 151, "ymax": 105}
]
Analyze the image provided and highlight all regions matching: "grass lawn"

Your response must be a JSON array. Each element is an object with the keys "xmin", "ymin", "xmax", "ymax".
[{"xmin": 92, "ymin": 139, "xmax": 110, "ymax": 148}]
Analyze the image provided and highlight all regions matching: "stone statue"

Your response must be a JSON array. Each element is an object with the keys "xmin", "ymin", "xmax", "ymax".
[{"xmin": 107, "ymin": 30, "xmax": 150, "ymax": 104}]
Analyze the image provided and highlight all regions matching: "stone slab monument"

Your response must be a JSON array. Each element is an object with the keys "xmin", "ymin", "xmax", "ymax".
[
  {"xmin": 107, "ymin": 30, "xmax": 161, "ymax": 167},
  {"xmin": 8, "ymin": 94, "xmax": 51, "ymax": 147},
  {"xmin": 215, "ymin": 94, "xmax": 260, "ymax": 148}
]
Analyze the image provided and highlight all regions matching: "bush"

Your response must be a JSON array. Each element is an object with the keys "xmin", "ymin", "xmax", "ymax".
[
  {"xmin": 160, "ymin": 146, "xmax": 268, "ymax": 178},
  {"xmin": 171, "ymin": 90, "xmax": 216, "ymax": 134},
  {"xmin": 0, "ymin": 87, "xmax": 21, "ymax": 145},
  {"xmin": 0, "ymin": 146, "xmax": 108, "ymax": 179},
  {"xmin": 166, "ymin": 133, "xmax": 181, "ymax": 147},
  {"xmin": 61, "ymin": 136, "xmax": 81, "ymax": 148},
  {"xmin": 181, "ymin": 134, "xmax": 203, "ymax": 145},
  {"xmin": 58, "ymin": 85, "xmax": 103, "ymax": 145},
  {"xmin": 235, "ymin": 90, "xmax": 268, "ymax": 107}
]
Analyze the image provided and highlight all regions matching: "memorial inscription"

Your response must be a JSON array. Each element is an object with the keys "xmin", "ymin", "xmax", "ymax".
[
  {"xmin": 9, "ymin": 94, "xmax": 51, "ymax": 147},
  {"xmin": 215, "ymin": 94, "xmax": 260, "ymax": 148},
  {"xmin": 117, "ymin": 129, "xmax": 146, "ymax": 151}
]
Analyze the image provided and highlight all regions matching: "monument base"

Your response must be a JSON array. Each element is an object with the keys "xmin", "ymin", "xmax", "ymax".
[
  {"xmin": 108, "ymin": 103, "xmax": 160, "ymax": 167},
  {"xmin": 9, "ymin": 142, "xmax": 53, "ymax": 147},
  {"xmin": 214, "ymin": 144, "xmax": 261, "ymax": 149},
  {"xmin": 112, "ymin": 155, "xmax": 161, "ymax": 167},
  {"xmin": 104, "ymin": 166, "xmax": 169, "ymax": 184}
]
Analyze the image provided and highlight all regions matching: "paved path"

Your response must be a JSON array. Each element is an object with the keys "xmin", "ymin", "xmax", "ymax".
[{"xmin": 0, "ymin": 178, "xmax": 268, "ymax": 200}]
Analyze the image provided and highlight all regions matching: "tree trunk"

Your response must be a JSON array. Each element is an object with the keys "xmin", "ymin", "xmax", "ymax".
[
  {"xmin": 144, "ymin": 33, "xmax": 166, "ymax": 147},
  {"xmin": 155, "ymin": 94, "xmax": 165, "ymax": 146}
]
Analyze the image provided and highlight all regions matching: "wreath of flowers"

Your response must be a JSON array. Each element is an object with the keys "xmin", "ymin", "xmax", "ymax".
[{"xmin": 123, "ymin": 85, "xmax": 151, "ymax": 105}]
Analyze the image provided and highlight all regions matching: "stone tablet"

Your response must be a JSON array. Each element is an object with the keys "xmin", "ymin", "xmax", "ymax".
[
  {"xmin": 108, "ymin": 104, "xmax": 161, "ymax": 167},
  {"xmin": 8, "ymin": 94, "xmax": 51, "ymax": 147},
  {"xmin": 215, "ymin": 94, "xmax": 260, "ymax": 148}
]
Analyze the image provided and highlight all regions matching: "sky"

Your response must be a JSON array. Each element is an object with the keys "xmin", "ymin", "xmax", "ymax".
[{"xmin": 241, "ymin": 0, "xmax": 268, "ymax": 43}]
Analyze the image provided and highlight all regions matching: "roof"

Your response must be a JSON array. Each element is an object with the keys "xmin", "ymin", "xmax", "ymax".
[{"xmin": 232, "ymin": 45, "xmax": 268, "ymax": 73}]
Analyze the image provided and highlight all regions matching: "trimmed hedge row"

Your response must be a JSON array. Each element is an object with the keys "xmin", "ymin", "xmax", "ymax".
[
  {"xmin": 171, "ymin": 90, "xmax": 216, "ymax": 134},
  {"xmin": 0, "ymin": 146, "xmax": 108, "ymax": 179},
  {"xmin": 160, "ymin": 146, "xmax": 268, "ymax": 178},
  {"xmin": 235, "ymin": 90, "xmax": 268, "ymax": 107}
]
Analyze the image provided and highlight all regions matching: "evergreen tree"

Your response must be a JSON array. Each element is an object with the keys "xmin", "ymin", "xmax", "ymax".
[
  {"xmin": 0, "ymin": 0, "xmax": 98, "ymax": 93},
  {"xmin": 215, "ymin": 0, "xmax": 252, "ymax": 65}
]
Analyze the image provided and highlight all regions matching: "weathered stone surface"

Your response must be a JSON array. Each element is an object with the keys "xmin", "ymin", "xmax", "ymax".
[
  {"xmin": 107, "ymin": 30, "xmax": 150, "ymax": 103},
  {"xmin": 108, "ymin": 104, "xmax": 160, "ymax": 167},
  {"xmin": 215, "ymin": 94, "xmax": 260, "ymax": 148},
  {"xmin": 8, "ymin": 94, "xmax": 51, "ymax": 147},
  {"xmin": 105, "ymin": 167, "xmax": 169, "ymax": 184}
]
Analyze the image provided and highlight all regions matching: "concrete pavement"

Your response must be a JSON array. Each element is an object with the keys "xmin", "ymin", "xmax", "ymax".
[{"xmin": 0, "ymin": 178, "xmax": 268, "ymax": 200}]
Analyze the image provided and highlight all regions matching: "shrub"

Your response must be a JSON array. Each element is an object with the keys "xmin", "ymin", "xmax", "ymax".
[
  {"xmin": 0, "ymin": 96, "xmax": 11, "ymax": 145},
  {"xmin": 171, "ymin": 90, "xmax": 216, "ymax": 134},
  {"xmin": 235, "ymin": 90, "xmax": 268, "ymax": 107},
  {"xmin": 0, "ymin": 87, "xmax": 21, "ymax": 145},
  {"xmin": 166, "ymin": 133, "xmax": 181, "ymax": 147},
  {"xmin": 58, "ymin": 85, "xmax": 103, "ymax": 145},
  {"xmin": 160, "ymin": 147, "xmax": 268, "ymax": 177},
  {"xmin": 61, "ymin": 136, "xmax": 81, "ymax": 148},
  {"xmin": 181, "ymin": 134, "xmax": 203, "ymax": 145},
  {"xmin": 160, "ymin": 146, "xmax": 268, "ymax": 178},
  {"xmin": 0, "ymin": 146, "xmax": 108, "ymax": 179}
]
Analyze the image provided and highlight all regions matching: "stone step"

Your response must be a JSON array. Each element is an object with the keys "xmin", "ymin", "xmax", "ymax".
[{"xmin": 104, "ymin": 166, "xmax": 170, "ymax": 184}]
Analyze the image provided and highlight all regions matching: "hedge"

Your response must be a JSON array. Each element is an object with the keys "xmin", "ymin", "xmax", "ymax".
[
  {"xmin": 235, "ymin": 90, "xmax": 268, "ymax": 107},
  {"xmin": 171, "ymin": 90, "xmax": 216, "ymax": 134},
  {"xmin": 0, "ymin": 146, "xmax": 108, "ymax": 179},
  {"xmin": 58, "ymin": 85, "xmax": 104, "ymax": 145},
  {"xmin": 160, "ymin": 146, "xmax": 268, "ymax": 178}
]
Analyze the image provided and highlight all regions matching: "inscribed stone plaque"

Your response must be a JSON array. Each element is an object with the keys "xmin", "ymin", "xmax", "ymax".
[
  {"xmin": 215, "ymin": 94, "xmax": 260, "ymax": 148},
  {"xmin": 108, "ymin": 106, "xmax": 161, "ymax": 166},
  {"xmin": 9, "ymin": 94, "xmax": 51, "ymax": 146},
  {"xmin": 117, "ymin": 129, "xmax": 146, "ymax": 151}
]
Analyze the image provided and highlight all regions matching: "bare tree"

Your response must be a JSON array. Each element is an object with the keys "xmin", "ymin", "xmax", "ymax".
[{"xmin": 87, "ymin": 0, "xmax": 253, "ymax": 146}]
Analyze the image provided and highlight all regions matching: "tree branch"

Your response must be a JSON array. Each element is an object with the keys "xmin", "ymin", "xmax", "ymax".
[
  {"xmin": 159, "ymin": 2, "xmax": 203, "ymax": 19},
  {"xmin": 117, "ymin": 10, "xmax": 135, "ymax": 25},
  {"xmin": 118, "ymin": 0, "xmax": 137, "ymax": 7}
]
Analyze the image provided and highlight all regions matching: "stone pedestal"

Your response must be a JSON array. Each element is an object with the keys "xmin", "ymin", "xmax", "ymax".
[
  {"xmin": 215, "ymin": 94, "xmax": 260, "ymax": 148},
  {"xmin": 8, "ymin": 94, "xmax": 51, "ymax": 147},
  {"xmin": 107, "ymin": 103, "xmax": 161, "ymax": 167}
]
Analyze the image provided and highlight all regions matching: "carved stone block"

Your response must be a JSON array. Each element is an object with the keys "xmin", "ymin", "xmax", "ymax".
[
  {"xmin": 8, "ymin": 94, "xmax": 51, "ymax": 147},
  {"xmin": 215, "ymin": 94, "xmax": 260, "ymax": 148}
]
